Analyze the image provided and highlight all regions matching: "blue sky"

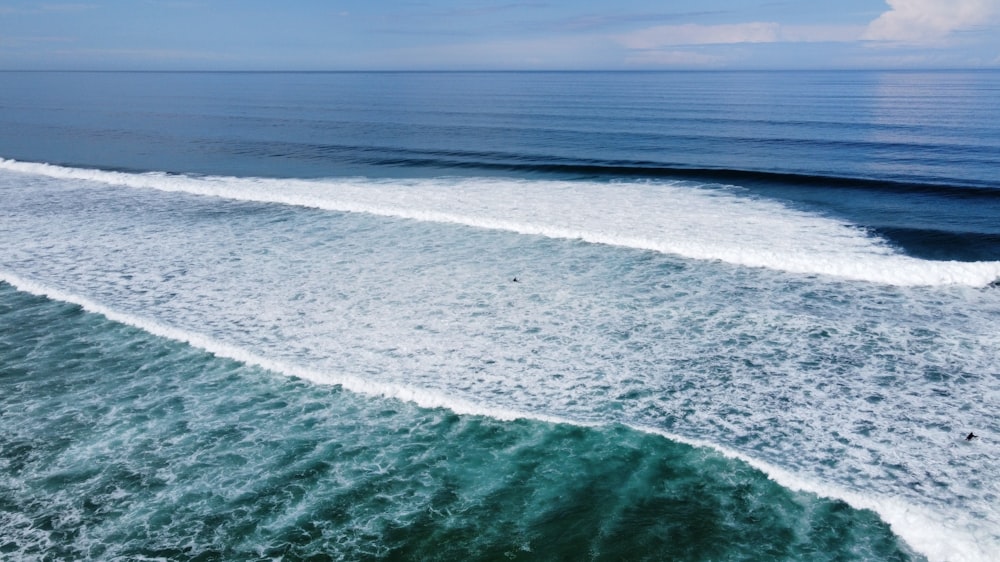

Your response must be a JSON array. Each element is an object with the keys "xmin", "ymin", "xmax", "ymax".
[{"xmin": 1, "ymin": 1, "xmax": 999, "ymax": 70}]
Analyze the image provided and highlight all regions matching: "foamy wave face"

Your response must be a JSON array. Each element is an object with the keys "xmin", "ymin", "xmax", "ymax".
[
  {"xmin": 2, "ymin": 158, "xmax": 998, "ymax": 287},
  {"xmin": 3, "ymin": 160, "xmax": 1000, "ymax": 561}
]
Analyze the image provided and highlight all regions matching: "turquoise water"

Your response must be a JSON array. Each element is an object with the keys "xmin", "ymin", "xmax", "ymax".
[{"xmin": 0, "ymin": 285, "xmax": 915, "ymax": 560}]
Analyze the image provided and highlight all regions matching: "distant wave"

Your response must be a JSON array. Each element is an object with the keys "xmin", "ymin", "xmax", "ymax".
[
  {"xmin": 373, "ymin": 156, "xmax": 1000, "ymax": 198},
  {"xmin": 221, "ymin": 139, "xmax": 1000, "ymax": 197},
  {"xmin": 3, "ymin": 157, "xmax": 1000, "ymax": 287}
]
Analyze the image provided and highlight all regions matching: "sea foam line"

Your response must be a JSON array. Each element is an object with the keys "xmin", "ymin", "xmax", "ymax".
[
  {"xmin": 0, "ymin": 271, "xmax": 570, "ymax": 426},
  {"xmin": 3, "ymin": 158, "xmax": 1000, "ymax": 288},
  {"xmin": 1, "ymin": 271, "xmax": 994, "ymax": 562}
]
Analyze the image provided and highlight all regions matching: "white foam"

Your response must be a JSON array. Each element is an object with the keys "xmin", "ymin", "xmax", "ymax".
[
  {"xmin": 3, "ymin": 158, "xmax": 998, "ymax": 287},
  {"xmin": 3, "ymin": 271, "xmax": 998, "ymax": 562},
  {"xmin": 635, "ymin": 425, "xmax": 998, "ymax": 562},
  {"xmin": 0, "ymin": 271, "xmax": 577, "ymax": 427}
]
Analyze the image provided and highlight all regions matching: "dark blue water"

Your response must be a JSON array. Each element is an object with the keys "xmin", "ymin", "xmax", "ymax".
[{"xmin": 2, "ymin": 71, "xmax": 999, "ymax": 561}]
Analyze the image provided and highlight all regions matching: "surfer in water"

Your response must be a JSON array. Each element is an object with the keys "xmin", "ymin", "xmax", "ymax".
[{"xmin": 966, "ymin": 432, "xmax": 978, "ymax": 441}]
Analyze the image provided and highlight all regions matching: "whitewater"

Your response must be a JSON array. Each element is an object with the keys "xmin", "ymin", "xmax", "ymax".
[{"xmin": 4, "ymin": 158, "xmax": 999, "ymax": 288}]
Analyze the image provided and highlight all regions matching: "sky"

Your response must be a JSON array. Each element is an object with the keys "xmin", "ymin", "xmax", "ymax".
[{"xmin": 1, "ymin": 0, "xmax": 999, "ymax": 70}]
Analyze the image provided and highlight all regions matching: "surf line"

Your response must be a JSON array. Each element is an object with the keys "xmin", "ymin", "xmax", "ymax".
[
  {"xmin": 2, "ymin": 271, "xmax": 992, "ymax": 562},
  {"xmin": 4, "ymin": 158, "xmax": 1000, "ymax": 288}
]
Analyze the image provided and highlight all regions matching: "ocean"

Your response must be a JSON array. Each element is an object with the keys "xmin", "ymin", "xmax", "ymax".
[{"xmin": 0, "ymin": 70, "xmax": 998, "ymax": 561}]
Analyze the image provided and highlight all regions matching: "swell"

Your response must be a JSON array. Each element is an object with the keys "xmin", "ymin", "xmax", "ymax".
[
  {"xmin": 371, "ymin": 155, "xmax": 1000, "ymax": 197},
  {"xmin": 874, "ymin": 227, "xmax": 1000, "ymax": 262},
  {"xmin": 0, "ymin": 273, "xmax": 981, "ymax": 562},
  {"xmin": 13, "ymin": 138, "xmax": 1000, "ymax": 198},
  {"xmin": 217, "ymin": 140, "xmax": 1000, "ymax": 197}
]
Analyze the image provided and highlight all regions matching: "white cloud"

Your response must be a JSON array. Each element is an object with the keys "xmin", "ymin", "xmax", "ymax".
[
  {"xmin": 614, "ymin": 21, "xmax": 865, "ymax": 68},
  {"xmin": 619, "ymin": 22, "xmax": 862, "ymax": 49},
  {"xmin": 624, "ymin": 50, "xmax": 725, "ymax": 67},
  {"xmin": 863, "ymin": 0, "xmax": 1000, "ymax": 43},
  {"xmin": 344, "ymin": 35, "xmax": 618, "ymax": 70},
  {"xmin": 779, "ymin": 25, "xmax": 865, "ymax": 43},
  {"xmin": 620, "ymin": 22, "xmax": 780, "ymax": 49}
]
